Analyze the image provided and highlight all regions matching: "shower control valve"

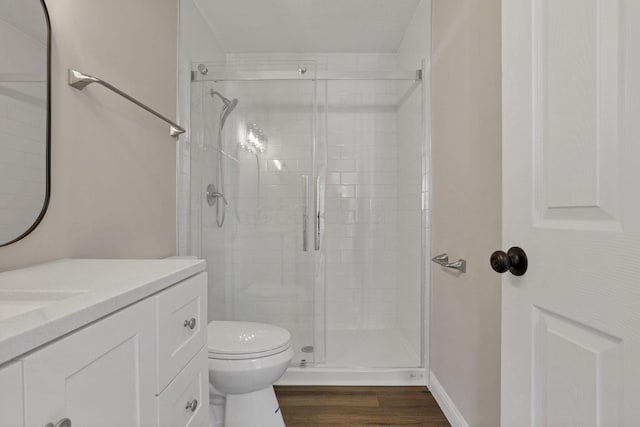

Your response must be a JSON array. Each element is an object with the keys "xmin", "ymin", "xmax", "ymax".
[{"xmin": 206, "ymin": 184, "xmax": 228, "ymax": 207}]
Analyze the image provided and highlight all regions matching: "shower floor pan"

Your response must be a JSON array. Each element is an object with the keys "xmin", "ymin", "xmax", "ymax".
[{"xmin": 278, "ymin": 329, "xmax": 425, "ymax": 386}]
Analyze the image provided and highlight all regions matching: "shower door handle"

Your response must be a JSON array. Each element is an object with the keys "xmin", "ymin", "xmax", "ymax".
[
  {"xmin": 314, "ymin": 176, "xmax": 321, "ymax": 251},
  {"xmin": 302, "ymin": 175, "xmax": 309, "ymax": 252}
]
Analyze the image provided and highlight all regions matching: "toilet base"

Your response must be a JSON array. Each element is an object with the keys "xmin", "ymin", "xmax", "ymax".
[{"xmin": 224, "ymin": 386, "xmax": 285, "ymax": 427}]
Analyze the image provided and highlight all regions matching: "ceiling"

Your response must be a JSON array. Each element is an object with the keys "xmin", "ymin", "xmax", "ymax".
[{"xmin": 193, "ymin": 0, "xmax": 421, "ymax": 53}]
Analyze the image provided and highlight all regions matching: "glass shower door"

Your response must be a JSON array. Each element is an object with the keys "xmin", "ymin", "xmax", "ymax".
[{"xmin": 192, "ymin": 64, "xmax": 323, "ymax": 367}]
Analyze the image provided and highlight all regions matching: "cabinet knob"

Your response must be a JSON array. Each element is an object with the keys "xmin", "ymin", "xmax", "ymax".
[
  {"xmin": 184, "ymin": 317, "xmax": 196, "ymax": 330},
  {"xmin": 185, "ymin": 399, "xmax": 198, "ymax": 412},
  {"xmin": 45, "ymin": 418, "xmax": 72, "ymax": 427}
]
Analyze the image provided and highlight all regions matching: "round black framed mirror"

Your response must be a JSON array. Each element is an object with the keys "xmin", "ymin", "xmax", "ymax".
[{"xmin": 0, "ymin": 0, "xmax": 50, "ymax": 247}]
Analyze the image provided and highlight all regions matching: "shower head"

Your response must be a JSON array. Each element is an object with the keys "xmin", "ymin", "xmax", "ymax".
[
  {"xmin": 220, "ymin": 98, "xmax": 238, "ymax": 127},
  {"xmin": 210, "ymin": 90, "xmax": 238, "ymax": 128}
]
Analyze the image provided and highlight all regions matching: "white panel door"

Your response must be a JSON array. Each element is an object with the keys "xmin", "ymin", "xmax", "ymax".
[
  {"xmin": 22, "ymin": 299, "xmax": 157, "ymax": 427},
  {"xmin": 502, "ymin": 0, "xmax": 640, "ymax": 426}
]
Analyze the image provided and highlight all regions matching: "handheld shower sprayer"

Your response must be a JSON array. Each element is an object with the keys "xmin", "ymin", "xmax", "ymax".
[
  {"xmin": 210, "ymin": 90, "xmax": 239, "ymax": 129},
  {"xmin": 208, "ymin": 89, "xmax": 239, "ymax": 228}
]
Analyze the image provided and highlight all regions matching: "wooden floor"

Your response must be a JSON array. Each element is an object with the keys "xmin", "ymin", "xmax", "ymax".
[{"xmin": 274, "ymin": 386, "xmax": 451, "ymax": 427}]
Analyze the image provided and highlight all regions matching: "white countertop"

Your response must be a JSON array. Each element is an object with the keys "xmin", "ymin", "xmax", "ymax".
[{"xmin": 0, "ymin": 258, "xmax": 206, "ymax": 365}]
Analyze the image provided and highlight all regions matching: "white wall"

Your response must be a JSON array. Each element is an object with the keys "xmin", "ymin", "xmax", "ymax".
[
  {"xmin": 0, "ymin": 0, "xmax": 180, "ymax": 272},
  {"xmin": 430, "ymin": 0, "xmax": 502, "ymax": 426}
]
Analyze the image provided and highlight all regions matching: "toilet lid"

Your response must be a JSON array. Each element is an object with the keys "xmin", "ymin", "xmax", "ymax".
[{"xmin": 207, "ymin": 321, "xmax": 291, "ymax": 356}]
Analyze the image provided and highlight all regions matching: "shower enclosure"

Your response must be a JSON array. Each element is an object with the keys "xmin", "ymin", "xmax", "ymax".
[{"xmin": 189, "ymin": 58, "xmax": 428, "ymax": 383}]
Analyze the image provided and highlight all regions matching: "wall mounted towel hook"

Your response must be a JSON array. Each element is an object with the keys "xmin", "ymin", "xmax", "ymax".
[{"xmin": 432, "ymin": 253, "xmax": 467, "ymax": 273}]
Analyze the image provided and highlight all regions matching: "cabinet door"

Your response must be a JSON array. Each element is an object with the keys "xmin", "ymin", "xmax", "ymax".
[
  {"xmin": 0, "ymin": 361, "xmax": 24, "ymax": 427},
  {"xmin": 22, "ymin": 299, "xmax": 157, "ymax": 427}
]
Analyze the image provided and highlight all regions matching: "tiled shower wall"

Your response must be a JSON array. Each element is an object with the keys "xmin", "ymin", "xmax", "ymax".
[{"xmin": 322, "ymin": 55, "xmax": 402, "ymax": 332}]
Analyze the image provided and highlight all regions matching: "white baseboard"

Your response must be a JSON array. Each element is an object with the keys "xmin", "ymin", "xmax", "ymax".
[{"xmin": 428, "ymin": 371, "xmax": 470, "ymax": 427}]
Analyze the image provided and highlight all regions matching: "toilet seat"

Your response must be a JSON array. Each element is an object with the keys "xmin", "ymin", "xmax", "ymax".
[
  {"xmin": 207, "ymin": 320, "xmax": 291, "ymax": 360},
  {"xmin": 208, "ymin": 342, "xmax": 291, "ymax": 360}
]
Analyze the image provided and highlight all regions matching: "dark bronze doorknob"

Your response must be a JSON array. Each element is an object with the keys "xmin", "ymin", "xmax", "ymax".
[{"xmin": 490, "ymin": 247, "xmax": 527, "ymax": 276}]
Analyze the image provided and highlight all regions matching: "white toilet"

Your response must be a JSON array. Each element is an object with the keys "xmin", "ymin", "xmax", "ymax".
[{"xmin": 207, "ymin": 320, "xmax": 294, "ymax": 427}]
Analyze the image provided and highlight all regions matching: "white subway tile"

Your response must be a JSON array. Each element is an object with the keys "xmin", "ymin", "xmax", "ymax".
[{"xmin": 328, "ymin": 159, "xmax": 355, "ymax": 172}]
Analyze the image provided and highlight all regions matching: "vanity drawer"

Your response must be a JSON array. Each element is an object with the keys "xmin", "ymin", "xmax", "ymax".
[
  {"xmin": 157, "ymin": 347, "xmax": 208, "ymax": 427},
  {"xmin": 155, "ymin": 272, "xmax": 207, "ymax": 393}
]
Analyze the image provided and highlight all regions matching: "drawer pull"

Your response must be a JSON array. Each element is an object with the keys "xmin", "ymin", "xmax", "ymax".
[
  {"xmin": 45, "ymin": 418, "xmax": 72, "ymax": 427},
  {"xmin": 184, "ymin": 318, "xmax": 197, "ymax": 330},
  {"xmin": 185, "ymin": 399, "xmax": 198, "ymax": 412}
]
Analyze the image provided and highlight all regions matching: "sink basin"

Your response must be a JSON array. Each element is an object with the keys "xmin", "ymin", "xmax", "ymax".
[{"xmin": 0, "ymin": 290, "xmax": 87, "ymax": 321}]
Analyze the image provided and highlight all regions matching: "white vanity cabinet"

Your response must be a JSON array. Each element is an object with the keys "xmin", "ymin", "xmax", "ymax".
[
  {"xmin": 0, "ymin": 362, "xmax": 23, "ymax": 427},
  {"xmin": 0, "ymin": 263, "xmax": 208, "ymax": 427},
  {"xmin": 22, "ymin": 298, "xmax": 157, "ymax": 427}
]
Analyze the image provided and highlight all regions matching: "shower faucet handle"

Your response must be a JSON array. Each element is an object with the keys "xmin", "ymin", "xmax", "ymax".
[
  {"xmin": 206, "ymin": 184, "xmax": 228, "ymax": 206},
  {"xmin": 214, "ymin": 193, "xmax": 229, "ymax": 205}
]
